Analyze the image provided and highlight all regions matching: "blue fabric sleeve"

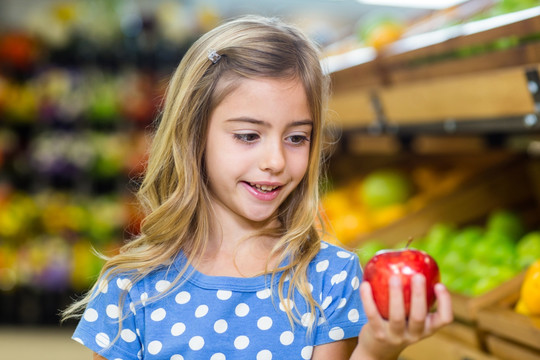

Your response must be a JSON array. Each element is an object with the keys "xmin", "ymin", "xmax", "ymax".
[
  {"xmin": 314, "ymin": 252, "xmax": 367, "ymax": 345},
  {"xmin": 72, "ymin": 274, "xmax": 144, "ymax": 360}
]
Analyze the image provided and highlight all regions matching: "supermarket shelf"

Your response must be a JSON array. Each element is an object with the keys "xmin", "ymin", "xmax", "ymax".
[{"xmin": 327, "ymin": 6, "xmax": 540, "ymax": 136}]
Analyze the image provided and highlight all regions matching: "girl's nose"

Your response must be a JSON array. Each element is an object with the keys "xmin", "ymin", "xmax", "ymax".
[{"xmin": 259, "ymin": 141, "xmax": 285, "ymax": 173}]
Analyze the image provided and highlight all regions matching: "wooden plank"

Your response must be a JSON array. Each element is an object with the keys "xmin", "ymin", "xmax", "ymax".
[
  {"xmin": 330, "ymin": 60, "xmax": 384, "ymax": 93},
  {"xmin": 328, "ymin": 88, "xmax": 377, "ymax": 127},
  {"xmin": 378, "ymin": 65, "xmax": 538, "ymax": 124},
  {"xmin": 478, "ymin": 304, "xmax": 540, "ymax": 351},
  {"xmin": 439, "ymin": 320, "xmax": 484, "ymax": 349},
  {"xmin": 486, "ymin": 335, "xmax": 540, "ymax": 360},
  {"xmin": 400, "ymin": 332, "xmax": 499, "ymax": 360},
  {"xmin": 388, "ymin": 42, "xmax": 540, "ymax": 84}
]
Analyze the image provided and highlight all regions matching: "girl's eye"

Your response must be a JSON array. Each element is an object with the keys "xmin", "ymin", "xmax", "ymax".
[
  {"xmin": 234, "ymin": 133, "xmax": 259, "ymax": 143},
  {"xmin": 287, "ymin": 135, "xmax": 310, "ymax": 145}
]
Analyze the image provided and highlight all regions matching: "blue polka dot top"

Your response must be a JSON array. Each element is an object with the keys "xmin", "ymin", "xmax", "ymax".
[{"xmin": 72, "ymin": 241, "xmax": 367, "ymax": 359}]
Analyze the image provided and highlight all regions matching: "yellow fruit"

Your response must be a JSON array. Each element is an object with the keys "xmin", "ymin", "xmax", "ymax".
[
  {"xmin": 365, "ymin": 22, "xmax": 404, "ymax": 50},
  {"xmin": 515, "ymin": 299, "xmax": 531, "ymax": 316},
  {"xmin": 521, "ymin": 269, "xmax": 540, "ymax": 315}
]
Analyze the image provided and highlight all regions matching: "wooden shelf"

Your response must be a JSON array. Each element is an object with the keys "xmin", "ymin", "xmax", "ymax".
[{"xmin": 327, "ymin": 6, "xmax": 540, "ymax": 133}]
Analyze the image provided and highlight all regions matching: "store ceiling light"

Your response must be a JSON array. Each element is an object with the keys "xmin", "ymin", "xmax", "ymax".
[{"xmin": 356, "ymin": 0, "xmax": 468, "ymax": 9}]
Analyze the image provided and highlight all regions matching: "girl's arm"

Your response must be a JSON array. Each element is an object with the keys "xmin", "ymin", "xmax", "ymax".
[
  {"xmin": 93, "ymin": 353, "xmax": 107, "ymax": 360},
  {"xmin": 313, "ymin": 274, "xmax": 453, "ymax": 360}
]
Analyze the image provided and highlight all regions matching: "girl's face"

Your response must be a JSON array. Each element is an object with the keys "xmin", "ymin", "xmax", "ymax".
[{"xmin": 205, "ymin": 77, "xmax": 312, "ymax": 226}]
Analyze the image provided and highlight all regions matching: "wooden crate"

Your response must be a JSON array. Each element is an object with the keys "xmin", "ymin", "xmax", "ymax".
[
  {"xmin": 477, "ymin": 284, "xmax": 540, "ymax": 356},
  {"xmin": 351, "ymin": 154, "xmax": 535, "ymax": 248},
  {"xmin": 485, "ymin": 335, "xmax": 540, "ymax": 360},
  {"xmin": 400, "ymin": 331, "xmax": 499, "ymax": 360}
]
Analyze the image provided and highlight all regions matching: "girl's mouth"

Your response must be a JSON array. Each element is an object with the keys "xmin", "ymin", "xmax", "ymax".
[
  {"xmin": 241, "ymin": 181, "xmax": 282, "ymax": 201},
  {"xmin": 248, "ymin": 182, "xmax": 280, "ymax": 193}
]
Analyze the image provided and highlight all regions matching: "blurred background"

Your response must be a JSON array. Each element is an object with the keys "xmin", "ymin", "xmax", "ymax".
[{"xmin": 1, "ymin": 0, "xmax": 540, "ymax": 359}]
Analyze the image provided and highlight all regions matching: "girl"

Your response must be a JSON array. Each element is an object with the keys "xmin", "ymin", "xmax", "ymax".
[{"xmin": 63, "ymin": 15, "xmax": 453, "ymax": 360}]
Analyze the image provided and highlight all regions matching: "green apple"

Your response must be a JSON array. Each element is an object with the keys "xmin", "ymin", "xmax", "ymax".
[
  {"xmin": 517, "ymin": 231, "xmax": 540, "ymax": 268},
  {"xmin": 486, "ymin": 209, "xmax": 525, "ymax": 241}
]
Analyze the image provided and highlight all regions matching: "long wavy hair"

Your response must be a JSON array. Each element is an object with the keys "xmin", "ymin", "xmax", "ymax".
[{"xmin": 63, "ymin": 15, "xmax": 330, "ymax": 332}]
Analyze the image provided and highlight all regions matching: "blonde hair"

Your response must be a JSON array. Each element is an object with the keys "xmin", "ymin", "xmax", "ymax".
[{"xmin": 63, "ymin": 15, "xmax": 330, "ymax": 333}]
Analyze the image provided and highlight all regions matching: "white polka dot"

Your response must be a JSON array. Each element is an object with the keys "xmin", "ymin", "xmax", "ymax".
[
  {"xmin": 148, "ymin": 340, "xmax": 162, "ymax": 355},
  {"xmin": 156, "ymin": 280, "xmax": 171, "ymax": 292},
  {"xmin": 280, "ymin": 331, "xmax": 294, "ymax": 345},
  {"xmin": 316, "ymin": 260, "xmax": 329, "ymax": 272},
  {"xmin": 256, "ymin": 288, "xmax": 271, "ymax": 299},
  {"xmin": 308, "ymin": 283, "xmax": 314, "ymax": 292},
  {"xmin": 331, "ymin": 270, "xmax": 347, "ymax": 285},
  {"xmin": 210, "ymin": 354, "xmax": 225, "ymax": 360},
  {"xmin": 73, "ymin": 337, "xmax": 84, "ymax": 345},
  {"xmin": 195, "ymin": 304, "xmax": 209, "ymax": 318},
  {"xmin": 116, "ymin": 278, "xmax": 132, "ymax": 290},
  {"xmin": 151, "ymin": 308, "xmax": 166, "ymax": 321},
  {"xmin": 321, "ymin": 296, "xmax": 332, "ymax": 309},
  {"xmin": 121, "ymin": 329, "xmax": 137, "ymax": 343},
  {"xmin": 301, "ymin": 313, "xmax": 315, "ymax": 327},
  {"xmin": 351, "ymin": 276, "xmax": 360, "ymax": 290},
  {"xmin": 214, "ymin": 319, "xmax": 228, "ymax": 333},
  {"xmin": 175, "ymin": 291, "xmax": 191, "ymax": 304},
  {"xmin": 235, "ymin": 303, "xmax": 249, "ymax": 317},
  {"xmin": 318, "ymin": 316, "xmax": 327, "ymax": 325},
  {"xmin": 234, "ymin": 335, "xmax": 250, "ymax": 350},
  {"xmin": 98, "ymin": 279, "xmax": 108, "ymax": 293},
  {"xmin": 257, "ymin": 349, "xmax": 272, "ymax": 360},
  {"xmin": 137, "ymin": 350, "xmax": 142, "ymax": 360},
  {"xmin": 113, "ymin": 358, "xmax": 122, "ymax": 360},
  {"xmin": 348, "ymin": 309, "xmax": 360, "ymax": 323},
  {"xmin": 189, "ymin": 336, "xmax": 205, "ymax": 351},
  {"xmin": 140, "ymin": 292, "xmax": 148, "ymax": 306},
  {"xmin": 279, "ymin": 299, "xmax": 293, "ymax": 312},
  {"xmin": 337, "ymin": 251, "xmax": 351, "ymax": 259},
  {"xmin": 320, "ymin": 242, "xmax": 329, "ymax": 249},
  {"xmin": 106, "ymin": 304, "xmax": 119, "ymax": 319},
  {"xmin": 329, "ymin": 327, "xmax": 345, "ymax": 340},
  {"xmin": 171, "ymin": 355, "xmax": 184, "ymax": 360},
  {"xmin": 337, "ymin": 298, "xmax": 347, "ymax": 309},
  {"xmin": 129, "ymin": 302, "xmax": 136, "ymax": 315},
  {"xmin": 83, "ymin": 308, "xmax": 98, "ymax": 322},
  {"xmin": 217, "ymin": 290, "xmax": 232, "ymax": 300},
  {"xmin": 257, "ymin": 316, "xmax": 273, "ymax": 330},
  {"xmin": 301, "ymin": 346, "xmax": 313, "ymax": 359},
  {"xmin": 96, "ymin": 333, "xmax": 110, "ymax": 348},
  {"xmin": 171, "ymin": 322, "xmax": 186, "ymax": 336},
  {"xmin": 283, "ymin": 274, "xmax": 291, "ymax": 282}
]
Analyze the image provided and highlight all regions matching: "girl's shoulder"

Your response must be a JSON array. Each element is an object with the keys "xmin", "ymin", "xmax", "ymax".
[
  {"xmin": 313, "ymin": 241, "xmax": 358, "ymax": 264},
  {"xmin": 308, "ymin": 241, "xmax": 361, "ymax": 282}
]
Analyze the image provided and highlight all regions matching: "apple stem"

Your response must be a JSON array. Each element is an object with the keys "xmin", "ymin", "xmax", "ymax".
[{"xmin": 406, "ymin": 237, "xmax": 414, "ymax": 249}]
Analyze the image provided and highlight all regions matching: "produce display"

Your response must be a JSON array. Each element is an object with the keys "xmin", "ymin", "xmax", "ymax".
[
  {"xmin": 363, "ymin": 242, "xmax": 440, "ymax": 319},
  {"xmin": 358, "ymin": 209, "xmax": 540, "ymax": 297},
  {"xmin": 322, "ymin": 165, "xmax": 474, "ymax": 245}
]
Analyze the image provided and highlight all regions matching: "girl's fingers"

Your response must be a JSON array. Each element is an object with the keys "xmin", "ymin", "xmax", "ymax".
[
  {"xmin": 407, "ymin": 274, "xmax": 427, "ymax": 337},
  {"xmin": 388, "ymin": 276, "xmax": 406, "ymax": 334},
  {"xmin": 427, "ymin": 283, "xmax": 454, "ymax": 332},
  {"xmin": 360, "ymin": 281, "xmax": 384, "ymax": 326}
]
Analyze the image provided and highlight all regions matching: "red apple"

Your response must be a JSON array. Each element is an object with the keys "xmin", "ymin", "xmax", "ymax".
[{"xmin": 363, "ymin": 246, "xmax": 440, "ymax": 319}]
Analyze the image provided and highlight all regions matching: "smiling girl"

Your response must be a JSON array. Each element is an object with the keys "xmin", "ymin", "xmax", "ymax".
[{"xmin": 63, "ymin": 15, "xmax": 452, "ymax": 360}]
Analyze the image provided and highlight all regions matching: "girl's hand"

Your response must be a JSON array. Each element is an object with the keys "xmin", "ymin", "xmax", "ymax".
[{"xmin": 353, "ymin": 274, "xmax": 453, "ymax": 360}]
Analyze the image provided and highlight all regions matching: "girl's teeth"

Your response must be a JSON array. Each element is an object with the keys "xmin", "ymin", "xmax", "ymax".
[{"xmin": 250, "ymin": 183, "xmax": 278, "ymax": 192}]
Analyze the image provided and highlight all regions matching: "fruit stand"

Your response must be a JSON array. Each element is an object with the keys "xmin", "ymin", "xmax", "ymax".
[{"xmin": 324, "ymin": 3, "xmax": 540, "ymax": 359}]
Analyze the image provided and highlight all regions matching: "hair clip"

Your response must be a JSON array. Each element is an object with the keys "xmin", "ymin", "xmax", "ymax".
[{"xmin": 207, "ymin": 49, "xmax": 221, "ymax": 64}]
